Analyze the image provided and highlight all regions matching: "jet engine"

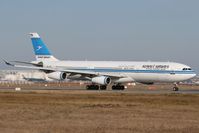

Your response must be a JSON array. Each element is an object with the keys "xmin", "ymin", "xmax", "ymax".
[
  {"xmin": 47, "ymin": 72, "xmax": 67, "ymax": 80},
  {"xmin": 91, "ymin": 76, "xmax": 111, "ymax": 85}
]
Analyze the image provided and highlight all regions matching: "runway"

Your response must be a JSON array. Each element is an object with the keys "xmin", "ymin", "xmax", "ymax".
[{"xmin": 0, "ymin": 83, "xmax": 199, "ymax": 94}]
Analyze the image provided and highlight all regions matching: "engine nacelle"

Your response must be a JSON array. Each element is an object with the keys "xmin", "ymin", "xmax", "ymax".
[
  {"xmin": 47, "ymin": 72, "xmax": 67, "ymax": 80},
  {"xmin": 91, "ymin": 76, "xmax": 111, "ymax": 85}
]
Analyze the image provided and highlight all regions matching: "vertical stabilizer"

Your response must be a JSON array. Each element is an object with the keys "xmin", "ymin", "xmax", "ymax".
[{"xmin": 29, "ymin": 33, "xmax": 58, "ymax": 61}]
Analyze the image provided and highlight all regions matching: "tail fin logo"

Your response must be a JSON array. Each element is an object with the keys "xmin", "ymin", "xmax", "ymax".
[{"xmin": 36, "ymin": 46, "xmax": 43, "ymax": 51}]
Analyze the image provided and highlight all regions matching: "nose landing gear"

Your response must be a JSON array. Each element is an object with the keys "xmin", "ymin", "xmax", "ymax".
[{"xmin": 173, "ymin": 83, "xmax": 179, "ymax": 91}]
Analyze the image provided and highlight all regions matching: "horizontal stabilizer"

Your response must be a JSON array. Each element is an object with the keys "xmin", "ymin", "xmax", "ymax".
[
  {"xmin": 11, "ymin": 61, "xmax": 43, "ymax": 67},
  {"xmin": 2, "ymin": 59, "xmax": 15, "ymax": 66}
]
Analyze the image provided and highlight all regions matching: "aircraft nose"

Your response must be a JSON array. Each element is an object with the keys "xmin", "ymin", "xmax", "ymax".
[
  {"xmin": 192, "ymin": 73, "xmax": 197, "ymax": 78},
  {"xmin": 190, "ymin": 71, "xmax": 196, "ymax": 79}
]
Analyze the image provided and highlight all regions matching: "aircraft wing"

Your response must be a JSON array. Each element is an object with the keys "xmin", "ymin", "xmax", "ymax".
[{"xmin": 3, "ymin": 60, "xmax": 123, "ymax": 78}]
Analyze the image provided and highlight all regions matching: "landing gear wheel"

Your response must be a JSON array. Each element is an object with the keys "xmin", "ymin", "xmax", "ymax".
[
  {"xmin": 100, "ymin": 85, "xmax": 107, "ymax": 90},
  {"xmin": 112, "ymin": 85, "xmax": 116, "ymax": 90},
  {"xmin": 173, "ymin": 82, "xmax": 179, "ymax": 91},
  {"xmin": 86, "ymin": 85, "xmax": 99, "ymax": 90},
  {"xmin": 173, "ymin": 87, "xmax": 179, "ymax": 91},
  {"xmin": 112, "ymin": 85, "xmax": 125, "ymax": 90}
]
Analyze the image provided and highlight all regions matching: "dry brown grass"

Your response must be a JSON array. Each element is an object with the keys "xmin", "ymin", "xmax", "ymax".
[{"xmin": 0, "ymin": 90, "xmax": 198, "ymax": 133}]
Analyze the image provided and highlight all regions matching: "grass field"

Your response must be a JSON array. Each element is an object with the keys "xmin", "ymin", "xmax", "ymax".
[{"xmin": 0, "ymin": 90, "xmax": 198, "ymax": 133}]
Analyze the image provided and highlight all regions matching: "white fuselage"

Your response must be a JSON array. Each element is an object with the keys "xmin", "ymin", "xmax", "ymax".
[{"xmin": 41, "ymin": 60, "xmax": 196, "ymax": 83}]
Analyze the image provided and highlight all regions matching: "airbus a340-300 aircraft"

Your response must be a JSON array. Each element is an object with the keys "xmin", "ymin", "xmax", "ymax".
[{"xmin": 4, "ymin": 33, "xmax": 196, "ymax": 91}]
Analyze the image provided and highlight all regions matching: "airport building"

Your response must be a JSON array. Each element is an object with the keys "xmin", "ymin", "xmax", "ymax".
[
  {"xmin": 0, "ymin": 70, "xmax": 47, "ymax": 82},
  {"xmin": 0, "ymin": 70, "xmax": 89, "ymax": 84}
]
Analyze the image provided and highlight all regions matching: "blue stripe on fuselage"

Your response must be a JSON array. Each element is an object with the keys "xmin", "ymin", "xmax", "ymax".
[{"xmin": 70, "ymin": 68, "xmax": 195, "ymax": 74}]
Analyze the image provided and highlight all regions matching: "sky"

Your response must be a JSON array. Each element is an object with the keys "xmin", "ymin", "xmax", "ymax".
[{"xmin": 0, "ymin": 0, "xmax": 199, "ymax": 72}]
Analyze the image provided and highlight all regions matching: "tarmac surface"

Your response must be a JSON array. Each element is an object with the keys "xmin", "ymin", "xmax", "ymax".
[{"xmin": 0, "ymin": 83, "xmax": 199, "ymax": 94}]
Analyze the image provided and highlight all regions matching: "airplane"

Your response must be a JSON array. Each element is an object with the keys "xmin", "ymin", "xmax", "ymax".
[{"xmin": 4, "ymin": 33, "xmax": 196, "ymax": 91}]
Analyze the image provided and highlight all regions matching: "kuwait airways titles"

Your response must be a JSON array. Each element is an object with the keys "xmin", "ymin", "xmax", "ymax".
[{"xmin": 142, "ymin": 65, "xmax": 169, "ymax": 70}]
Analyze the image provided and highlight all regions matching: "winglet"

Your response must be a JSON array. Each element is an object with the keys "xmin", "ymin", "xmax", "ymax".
[{"xmin": 2, "ymin": 59, "xmax": 15, "ymax": 66}]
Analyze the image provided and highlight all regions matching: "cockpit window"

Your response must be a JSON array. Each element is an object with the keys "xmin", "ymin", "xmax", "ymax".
[{"xmin": 183, "ymin": 68, "xmax": 192, "ymax": 70}]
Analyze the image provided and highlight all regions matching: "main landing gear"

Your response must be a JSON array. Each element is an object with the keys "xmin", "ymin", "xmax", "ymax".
[
  {"xmin": 173, "ymin": 83, "xmax": 179, "ymax": 91},
  {"xmin": 112, "ymin": 84, "xmax": 125, "ymax": 90},
  {"xmin": 86, "ymin": 85, "xmax": 107, "ymax": 90},
  {"xmin": 86, "ymin": 84, "xmax": 126, "ymax": 90}
]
